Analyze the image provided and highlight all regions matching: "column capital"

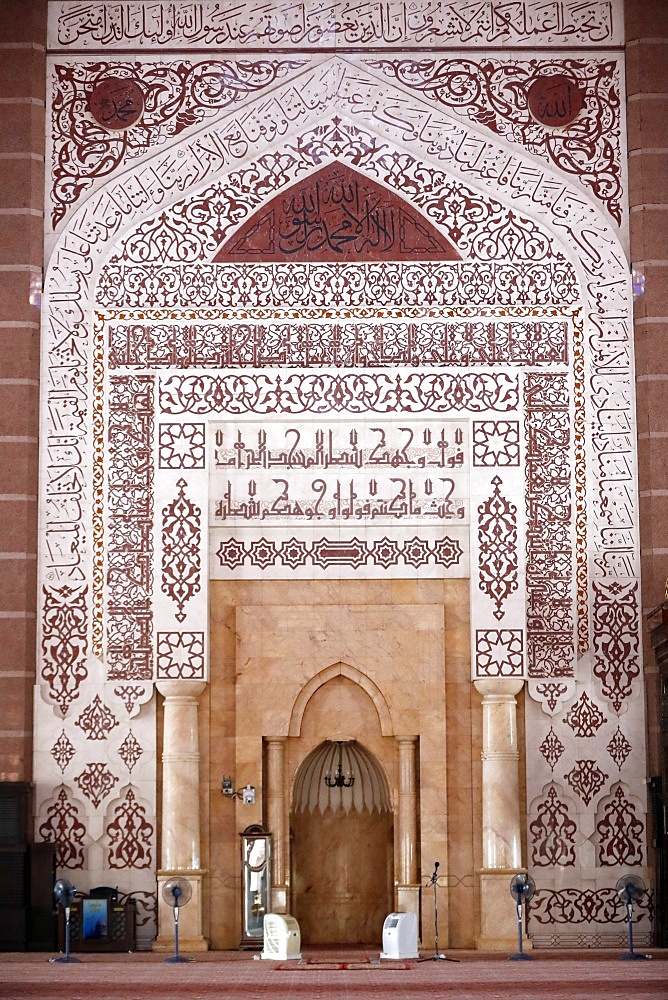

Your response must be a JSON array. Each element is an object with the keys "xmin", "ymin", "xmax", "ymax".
[
  {"xmin": 265, "ymin": 736, "xmax": 287, "ymax": 748},
  {"xmin": 157, "ymin": 679, "xmax": 207, "ymax": 700},
  {"xmin": 474, "ymin": 678, "xmax": 524, "ymax": 699}
]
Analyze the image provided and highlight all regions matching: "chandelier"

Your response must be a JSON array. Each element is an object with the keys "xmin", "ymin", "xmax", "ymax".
[{"xmin": 324, "ymin": 741, "xmax": 355, "ymax": 788}]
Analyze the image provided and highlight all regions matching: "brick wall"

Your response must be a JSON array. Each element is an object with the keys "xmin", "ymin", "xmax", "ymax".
[{"xmin": 0, "ymin": 0, "xmax": 46, "ymax": 780}]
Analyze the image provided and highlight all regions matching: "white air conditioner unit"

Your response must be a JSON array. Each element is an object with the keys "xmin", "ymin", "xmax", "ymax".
[
  {"xmin": 380, "ymin": 911, "xmax": 419, "ymax": 960},
  {"xmin": 261, "ymin": 913, "xmax": 302, "ymax": 960}
]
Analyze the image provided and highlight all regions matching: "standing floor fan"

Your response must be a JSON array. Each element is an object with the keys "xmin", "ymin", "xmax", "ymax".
[
  {"xmin": 508, "ymin": 873, "xmax": 535, "ymax": 961},
  {"xmin": 616, "ymin": 874, "xmax": 648, "ymax": 960},
  {"xmin": 50, "ymin": 878, "xmax": 80, "ymax": 963},
  {"xmin": 162, "ymin": 877, "xmax": 194, "ymax": 963}
]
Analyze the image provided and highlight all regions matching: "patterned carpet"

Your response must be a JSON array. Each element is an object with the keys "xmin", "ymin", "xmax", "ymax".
[
  {"xmin": 276, "ymin": 957, "xmax": 413, "ymax": 969},
  {"xmin": 0, "ymin": 949, "xmax": 666, "ymax": 1000}
]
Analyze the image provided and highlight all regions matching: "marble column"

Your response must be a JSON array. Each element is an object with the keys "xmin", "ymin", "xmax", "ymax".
[
  {"xmin": 395, "ymin": 736, "xmax": 420, "ymax": 920},
  {"xmin": 265, "ymin": 737, "xmax": 288, "ymax": 912},
  {"xmin": 474, "ymin": 678, "xmax": 528, "ymax": 951},
  {"xmin": 154, "ymin": 679, "xmax": 208, "ymax": 952}
]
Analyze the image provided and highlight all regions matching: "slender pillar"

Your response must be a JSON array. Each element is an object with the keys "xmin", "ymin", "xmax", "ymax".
[
  {"xmin": 474, "ymin": 678, "xmax": 528, "ymax": 951},
  {"xmin": 154, "ymin": 679, "xmax": 208, "ymax": 952},
  {"xmin": 395, "ymin": 736, "xmax": 420, "ymax": 920},
  {"xmin": 265, "ymin": 737, "xmax": 288, "ymax": 912}
]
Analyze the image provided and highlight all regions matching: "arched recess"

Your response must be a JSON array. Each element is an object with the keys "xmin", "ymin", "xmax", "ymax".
[
  {"xmin": 288, "ymin": 662, "xmax": 394, "ymax": 738},
  {"xmin": 290, "ymin": 738, "xmax": 394, "ymax": 945}
]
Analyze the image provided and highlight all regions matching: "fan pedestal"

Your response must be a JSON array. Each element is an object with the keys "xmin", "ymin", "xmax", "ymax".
[
  {"xmin": 616, "ymin": 875, "xmax": 649, "ymax": 961},
  {"xmin": 477, "ymin": 872, "xmax": 533, "ymax": 952},
  {"xmin": 154, "ymin": 871, "xmax": 209, "ymax": 953}
]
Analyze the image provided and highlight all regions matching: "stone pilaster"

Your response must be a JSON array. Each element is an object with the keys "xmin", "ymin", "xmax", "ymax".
[
  {"xmin": 154, "ymin": 680, "xmax": 208, "ymax": 952},
  {"xmin": 266, "ymin": 736, "xmax": 288, "ymax": 912},
  {"xmin": 396, "ymin": 736, "xmax": 420, "ymax": 922},
  {"xmin": 474, "ymin": 679, "xmax": 529, "ymax": 951}
]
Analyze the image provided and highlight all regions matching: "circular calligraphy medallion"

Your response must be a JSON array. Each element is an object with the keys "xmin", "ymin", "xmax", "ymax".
[
  {"xmin": 527, "ymin": 74, "xmax": 585, "ymax": 128},
  {"xmin": 88, "ymin": 78, "xmax": 144, "ymax": 131}
]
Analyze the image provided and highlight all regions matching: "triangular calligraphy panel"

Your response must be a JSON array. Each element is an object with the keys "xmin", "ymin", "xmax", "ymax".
[{"xmin": 214, "ymin": 162, "xmax": 460, "ymax": 261}]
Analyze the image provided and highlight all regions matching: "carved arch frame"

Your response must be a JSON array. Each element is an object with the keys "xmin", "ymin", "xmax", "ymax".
[
  {"xmin": 36, "ymin": 53, "xmax": 645, "ymax": 944},
  {"xmin": 288, "ymin": 661, "xmax": 394, "ymax": 738}
]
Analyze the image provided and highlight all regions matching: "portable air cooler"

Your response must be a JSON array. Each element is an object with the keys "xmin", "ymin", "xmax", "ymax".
[
  {"xmin": 260, "ymin": 913, "xmax": 302, "ymax": 960},
  {"xmin": 380, "ymin": 911, "xmax": 419, "ymax": 960}
]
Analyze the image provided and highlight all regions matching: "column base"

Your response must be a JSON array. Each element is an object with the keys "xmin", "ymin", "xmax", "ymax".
[
  {"xmin": 155, "ymin": 870, "xmax": 209, "ymax": 953},
  {"xmin": 395, "ymin": 884, "xmax": 421, "ymax": 919},
  {"xmin": 271, "ymin": 885, "xmax": 288, "ymax": 913},
  {"xmin": 395, "ymin": 885, "xmax": 422, "ymax": 943},
  {"xmin": 477, "ymin": 870, "xmax": 532, "ymax": 953},
  {"xmin": 153, "ymin": 935, "xmax": 211, "ymax": 953}
]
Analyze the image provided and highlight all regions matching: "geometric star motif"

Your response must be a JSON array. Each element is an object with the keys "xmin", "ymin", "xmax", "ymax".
[{"xmin": 475, "ymin": 629, "xmax": 524, "ymax": 677}]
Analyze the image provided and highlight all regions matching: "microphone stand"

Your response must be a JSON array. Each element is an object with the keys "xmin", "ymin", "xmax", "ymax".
[{"xmin": 418, "ymin": 863, "xmax": 459, "ymax": 962}]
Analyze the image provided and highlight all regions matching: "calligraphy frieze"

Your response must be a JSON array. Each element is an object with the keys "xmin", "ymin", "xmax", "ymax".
[
  {"xmin": 207, "ymin": 417, "xmax": 470, "ymax": 578},
  {"xmin": 209, "ymin": 418, "xmax": 469, "ymax": 527},
  {"xmin": 50, "ymin": 2, "xmax": 620, "ymax": 50},
  {"xmin": 108, "ymin": 317, "xmax": 568, "ymax": 369}
]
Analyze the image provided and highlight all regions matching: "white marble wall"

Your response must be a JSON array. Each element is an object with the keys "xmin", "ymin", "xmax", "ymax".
[{"xmin": 33, "ymin": 0, "xmax": 648, "ymax": 949}]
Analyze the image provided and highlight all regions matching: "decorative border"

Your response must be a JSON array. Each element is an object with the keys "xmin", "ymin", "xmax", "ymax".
[
  {"xmin": 107, "ymin": 375, "xmax": 154, "ymax": 681},
  {"xmin": 524, "ymin": 374, "xmax": 574, "ymax": 679},
  {"xmin": 98, "ymin": 262, "xmax": 579, "ymax": 311},
  {"xmin": 214, "ymin": 533, "xmax": 464, "ymax": 574},
  {"xmin": 159, "ymin": 371, "xmax": 519, "ymax": 416}
]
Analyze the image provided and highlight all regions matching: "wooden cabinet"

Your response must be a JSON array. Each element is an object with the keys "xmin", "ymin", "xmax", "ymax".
[
  {"xmin": 0, "ymin": 783, "xmax": 57, "ymax": 951},
  {"xmin": 58, "ymin": 896, "xmax": 137, "ymax": 953}
]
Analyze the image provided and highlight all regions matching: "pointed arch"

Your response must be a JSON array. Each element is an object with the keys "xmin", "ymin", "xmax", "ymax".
[{"xmin": 288, "ymin": 661, "xmax": 393, "ymax": 737}]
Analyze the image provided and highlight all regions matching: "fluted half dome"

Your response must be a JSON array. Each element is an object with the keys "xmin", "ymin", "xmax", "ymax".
[{"xmin": 292, "ymin": 740, "xmax": 392, "ymax": 815}]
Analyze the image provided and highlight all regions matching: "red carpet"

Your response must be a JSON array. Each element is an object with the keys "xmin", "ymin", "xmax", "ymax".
[{"xmin": 0, "ymin": 948, "xmax": 666, "ymax": 1000}]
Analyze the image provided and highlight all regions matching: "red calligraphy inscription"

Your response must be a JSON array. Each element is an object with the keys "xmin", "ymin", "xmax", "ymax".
[
  {"xmin": 88, "ymin": 78, "xmax": 144, "ymax": 131},
  {"xmin": 527, "ymin": 75, "xmax": 585, "ymax": 129},
  {"xmin": 215, "ymin": 162, "xmax": 460, "ymax": 262}
]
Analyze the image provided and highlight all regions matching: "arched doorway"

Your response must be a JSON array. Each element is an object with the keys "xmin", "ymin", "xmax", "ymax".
[{"xmin": 290, "ymin": 739, "xmax": 393, "ymax": 944}]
